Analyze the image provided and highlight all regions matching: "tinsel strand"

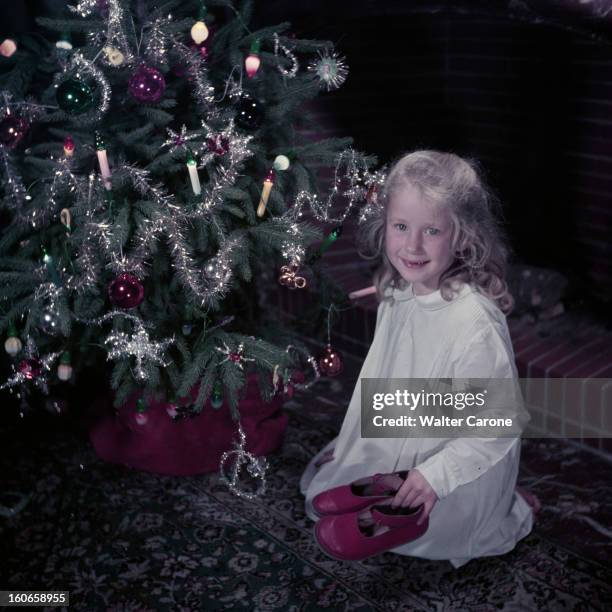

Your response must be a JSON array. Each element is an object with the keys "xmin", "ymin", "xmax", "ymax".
[{"xmin": 219, "ymin": 420, "xmax": 268, "ymax": 500}]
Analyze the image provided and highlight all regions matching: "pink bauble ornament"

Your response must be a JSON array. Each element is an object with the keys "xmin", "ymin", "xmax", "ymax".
[
  {"xmin": 317, "ymin": 344, "xmax": 343, "ymax": 377},
  {"xmin": 63, "ymin": 135, "xmax": 75, "ymax": 157},
  {"xmin": 135, "ymin": 412, "xmax": 148, "ymax": 425},
  {"xmin": 166, "ymin": 404, "xmax": 178, "ymax": 419},
  {"xmin": 108, "ymin": 273, "xmax": 144, "ymax": 309},
  {"xmin": 18, "ymin": 358, "xmax": 42, "ymax": 380},
  {"xmin": 128, "ymin": 65, "xmax": 166, "ymax": 103},
  {"xmin": 0, "ymin": 38, "xmax": 17, "ymax": 58}
]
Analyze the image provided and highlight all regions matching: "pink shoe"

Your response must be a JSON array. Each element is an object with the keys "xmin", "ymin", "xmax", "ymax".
[
  {"xmin": 314, "ymin": 502, "xmax": 429, "ymax": 561},
  {"xmin": 312, "ymin": 470, "xmax": 409, "ymax": 516}
]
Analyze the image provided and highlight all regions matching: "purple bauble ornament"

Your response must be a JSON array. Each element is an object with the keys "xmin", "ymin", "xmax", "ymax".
[
  {"xmin": 0, "ymin": 115, "xmax": 29, "ymax": 149},
  {"xmin": 128, "ymin": 65, "xmax": 166, "ymax": 103},
  {"xmin": 108, "ymin": 273, "xmax": 144, "ymax": 309},
  {"xmin": 18, "ymin": 358, "xmax": 43, "ymax": 380},
  {"xmin": 207, "ymin": 134, "xmax": 230, "ymax": 155},
  {"xmin": 317, "ymin": 344, "xmax": 343, "ymax": 377}
]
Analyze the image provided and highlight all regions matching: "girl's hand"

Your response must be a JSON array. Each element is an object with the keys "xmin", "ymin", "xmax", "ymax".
[{"xmin": 391, "ymin": 468, "xmax": 438, "ymax": 525}]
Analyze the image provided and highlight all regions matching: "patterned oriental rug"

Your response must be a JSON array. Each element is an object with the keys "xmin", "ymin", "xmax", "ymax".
[{"xmin": 1, "ymin": 376, "xmax": 611, "ymax": 611}]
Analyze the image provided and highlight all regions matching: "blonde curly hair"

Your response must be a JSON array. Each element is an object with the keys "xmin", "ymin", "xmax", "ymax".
[{"xmin": 359, "ymin": 150, "xmax": 514, "ymax": 313}]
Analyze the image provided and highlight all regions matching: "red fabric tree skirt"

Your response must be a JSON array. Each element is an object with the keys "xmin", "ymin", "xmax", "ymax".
[{"xmin": 88, "ymin": 374, "xmax": 287, "ymax": 475}]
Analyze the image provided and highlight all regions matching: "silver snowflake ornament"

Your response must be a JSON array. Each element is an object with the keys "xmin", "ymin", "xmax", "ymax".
[
  {"xmin": 105, "ymin": 324, "xmax": 174, "ymax": 381},
  {"xmin": 161, "ymin": 125, "xmax": 198, "ymax": 153},
  {"xmin": 308, "ymin": 50, "xmax": 349, "ymax": 91},
  {"xmin": 0, "ymin": 337, "xmax": 61, "ymax": 394},
  {"xmin": 216, "ymin": 341, "xmax": 255, "ymax": 370}
]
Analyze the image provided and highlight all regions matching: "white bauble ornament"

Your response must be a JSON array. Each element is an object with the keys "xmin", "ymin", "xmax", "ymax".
[
  {"xmin": 4, "ymin": 336, "xmax": 22, "ymax": 357},
  {"xmin": 55, "ymin": 39, "xmax": 73, "ymax": 51},
  {"xmin": 190, "ymin": 21, "xmax": 209, "ymax": 45},
  {"xmin": 57, "ymin": 363, "xmax": 73, "ymax": 381},
  {"xmin": 273, "ymin": 155, "xmax": 290, "ymax": 171}
]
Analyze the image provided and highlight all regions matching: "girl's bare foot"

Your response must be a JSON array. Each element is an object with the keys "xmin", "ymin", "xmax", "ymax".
[{"xmin": 516, "ymin": 485, "xmax": 542, "ymax": 516}]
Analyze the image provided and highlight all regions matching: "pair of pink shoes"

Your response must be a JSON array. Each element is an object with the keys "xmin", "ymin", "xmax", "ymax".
[{"xmin": 312, "ymin": 470, "xmax": 429, "ymax": 561}]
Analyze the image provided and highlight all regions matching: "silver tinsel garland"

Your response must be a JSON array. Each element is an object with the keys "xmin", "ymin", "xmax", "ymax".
[
  {"xmin": 70, "ymin": 0, "xmax": 134, "ymax": 65},
  {"xmin": 200, "ymin": 236, "xmax": 241, "ymax": 303},
  {"xmin": 95, "ymin": 164, "xmax": 242, "ymax": 306},
  {"xmin": 286, "ymin": 149, "xmax": 370, "ymax": 225},
  {"xmin": 144, "ymin": 16, "xmax": 169, "ymax": 66},
  {"xmin": 219, "ymin": 420, "xmax": 269, "ymax": 500},
  {"xmin": 171, "ymin": 38, "xmax": 216, "ymax": 113},
  {"xmin": 63, "ymin": 173, "xmax": 112, "ymax": 294},
  {"xmin": 273, "ymin": 148, "xmax": 374, "ymax": 268},
  {"xmin": 43, "ymin": 151, "xmax": 91, "ymax": 230},
  {"xmin": 32, "ymin": 281, "xmax": 64, "ymax": 329},
  {"xmin": 0, "ymin": 144, "xmax": 26, "ymax": 215},
  {"xmin": 273, "ymin": 33, "xmax": 299, "ymax": 79}
]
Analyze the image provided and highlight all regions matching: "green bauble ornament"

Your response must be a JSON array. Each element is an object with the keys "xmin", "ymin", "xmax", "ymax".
[{"xmin": 56, "ymin": 78, "xmax": 94, "ymax": 115}]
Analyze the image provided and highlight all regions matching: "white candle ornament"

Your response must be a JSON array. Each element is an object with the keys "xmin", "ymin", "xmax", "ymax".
[
  {"xmin": 257, "ymin": 169, "xmax": 274, "ymax": 217},
  {"xmin": 95, "ymin": 132, "xmax": 112, "ymax": 191},
  {"xmin": 186, "ymin": 151, "xmax": 201, "ymax": 195}
]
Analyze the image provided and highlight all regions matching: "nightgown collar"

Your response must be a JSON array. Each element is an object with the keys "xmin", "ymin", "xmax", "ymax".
[{"xmin": 387, "ymin": 281, "xmax": 474, "ymax": 309}]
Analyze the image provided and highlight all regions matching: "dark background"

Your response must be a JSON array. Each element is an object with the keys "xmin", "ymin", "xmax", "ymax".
[{"xmin": 2, "ymin": 0, "xmax": 612, "ymax": 311}]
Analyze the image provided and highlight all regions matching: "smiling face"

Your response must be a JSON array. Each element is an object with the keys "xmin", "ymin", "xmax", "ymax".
[{"xmin": 384, "ymin": 181, "xmax": 455, "ymax": 295}]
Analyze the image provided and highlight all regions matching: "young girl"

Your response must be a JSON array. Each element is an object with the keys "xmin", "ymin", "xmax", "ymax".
[{"xmin": 300, "ymin": 150, "xmax": 539, "ymax": 568}]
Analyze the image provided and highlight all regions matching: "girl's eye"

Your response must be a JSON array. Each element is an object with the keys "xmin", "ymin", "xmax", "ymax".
[
  {"xmin": 394, "ymin": 223, "xmax": 407, "ymax": 231},
  {"xmin": 425, "ymin": 227, "xmax": 440, "ymax": 236}
]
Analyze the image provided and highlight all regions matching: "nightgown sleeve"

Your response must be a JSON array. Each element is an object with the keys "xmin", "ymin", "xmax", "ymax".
[{"xmin": 413, "ymin": 322, "xmax": 522, "ymax": 500}]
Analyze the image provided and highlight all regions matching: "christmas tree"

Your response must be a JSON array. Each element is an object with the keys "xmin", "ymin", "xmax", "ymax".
[{"xmin": 0, "ymin": 0, "xmax": 378, "ymax": 436}]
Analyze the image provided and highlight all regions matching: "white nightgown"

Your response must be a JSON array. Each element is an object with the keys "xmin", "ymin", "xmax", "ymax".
[{"xmin": 300, "ymin": 281, "xmax": 533, "ymax": 568}]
